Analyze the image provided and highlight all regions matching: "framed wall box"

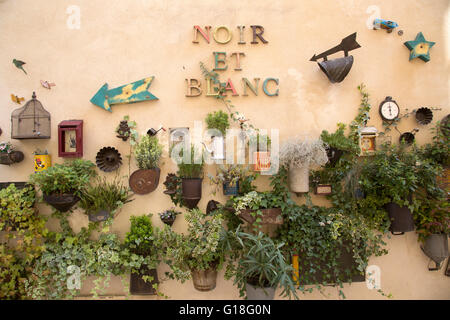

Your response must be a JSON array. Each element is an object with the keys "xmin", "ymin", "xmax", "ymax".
[
  {"xmin": 315, "ymin": 184, "xmax": 332, "ymax": 195},
  {"xmin": 58, "ymin": 120, "xmax": 83, "ymax": 157},
  {"xmin": 359, "ymin": 126, "xmax": 378, "ymax": 156}
]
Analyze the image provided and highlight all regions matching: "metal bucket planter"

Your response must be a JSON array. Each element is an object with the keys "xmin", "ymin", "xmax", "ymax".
[
  {"xmin": 245, "ymin": 283, "xmax": 276, "ymax": 300},
  {"xmin": 239, "ymin": 208, "xmax": 283, "ymax": 225},
  {"xmin": 385, "ymin": 202, "xmax": 415, "ymax": 235},
  {"xmin": 253, "ymin": 152, "xmax": 271, "ymax": 172},
  {"xmin": 129, "ymin": 168, "xmax": 161, "ymax": 195},
  {"xmin": 191, "ymin": 267, "xmax": 217, "ymax": 292},
  {"xmin": 181, "ymin": 178, "xmax": 202, "ymax": 209},
  {"xmin": 421, "ymin": 234, "xmax": 449, "ymax": 271},
  {"xmin": 317, "ymin": 56, "xmax": 354, "ymax": 83},
  {"xmin": 223, "ymin": 181, "xmax": 239, "ymax": 196},
  {"xmin": 130, "ymin": 268, "xmax": 159, "ymax": 295},
  {"xmin": 288, "ymin": 166, "xmax": 309, "ymax": 193},
  {"xmin": 0, "ymin": 151, "xmax": 24, "ymax": 165},
  {"xmin": 43, "ymin": 193, "xmax": 80, "ymax": 212},
  {"xmin": 88, "ymin": 209, "xmax": 110, "ymax": 222}
]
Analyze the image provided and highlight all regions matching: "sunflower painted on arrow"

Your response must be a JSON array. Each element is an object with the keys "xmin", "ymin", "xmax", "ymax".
[{"xmin": 90, "ymin": 77, "xmax": 158, "ymax": 112}]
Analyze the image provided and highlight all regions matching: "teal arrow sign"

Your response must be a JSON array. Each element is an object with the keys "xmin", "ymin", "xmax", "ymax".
[{"xmin": 90, "ymin": 76, "xmax": 158, "ymax": 112}]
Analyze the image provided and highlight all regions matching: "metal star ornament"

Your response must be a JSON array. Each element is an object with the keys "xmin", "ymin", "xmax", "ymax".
[{"xmin": 404, "ymin": 32, "xmax": 435, "ymax": 62}]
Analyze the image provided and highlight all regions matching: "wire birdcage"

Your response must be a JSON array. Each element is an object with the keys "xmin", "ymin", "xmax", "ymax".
[{"xmin": 11, "ymin": 92, "xmax": 50, "ymax": 139}]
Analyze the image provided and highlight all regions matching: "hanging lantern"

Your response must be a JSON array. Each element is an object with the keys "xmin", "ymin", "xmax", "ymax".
[{"xmin": 11, "ymin": 92, "xmax": 50, "ymax": 139}]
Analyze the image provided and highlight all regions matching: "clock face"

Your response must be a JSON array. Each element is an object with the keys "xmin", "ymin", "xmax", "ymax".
[{"xmin": 380, "ymin": 100, "xmax": 399, "ymax": 120}]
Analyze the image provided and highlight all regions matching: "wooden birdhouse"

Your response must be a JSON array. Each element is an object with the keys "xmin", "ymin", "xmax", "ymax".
[
  {"xmin": 11, "ymin": 92, "xmax": 51, "ymax": 139},
  {"xmin": 58, "ymin": 120, "xmax": 83, "ymax": 157}
]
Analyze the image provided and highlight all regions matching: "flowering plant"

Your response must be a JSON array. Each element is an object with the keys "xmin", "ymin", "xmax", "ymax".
[{"xmin": 0, "ymin": 142, "xmax": 13, "ymax": 154}]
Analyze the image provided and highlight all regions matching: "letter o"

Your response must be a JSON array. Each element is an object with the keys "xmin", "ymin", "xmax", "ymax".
[{"xmin": 213, "ymin": 26, "xmax": 232, "ymax": 44}]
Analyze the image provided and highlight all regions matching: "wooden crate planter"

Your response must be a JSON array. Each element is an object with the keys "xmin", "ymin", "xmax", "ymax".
[
  {"xmin": 130, "ymin": 268, "xmax": 159, "ymax": 295},
  {"xmin": 239, "ymin": 208, "xmax": 283, "ymax": 225}
]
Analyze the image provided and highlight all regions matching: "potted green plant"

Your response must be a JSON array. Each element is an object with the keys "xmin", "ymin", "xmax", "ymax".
[
  {"xmin": 157, "ymin": 208, "xmax": 224, "ymax": 291},
  {"xmin": 159, "ymin": 208, "xmax": 181, "ymax": 226},
  {"xmin": 415, "ymin": 197, "xmax": 449, "ymax": 270},
  {"xmin": 0, "ymin": 184, "xmax": 36, "ymax": 232},
  {"xmin": 124, "ymin": 214, "xmax": 161, "ymax": 295},
  {"xmin": 224, "ymin": 228, "xmax": 298, "ymax": 300},
  {"xmin": 0, "ymin": 141, "xmax": 24, "ymax": 165},
  {"xmin": 279, "ymin": 136, "xmax": 328, "ymax": 194},
  {"xmin": 29, "ymin": 159, "xmax": 97, "ymax": 212},
  {"xmin": 249, "ymin": 133, "xmax": 271, "ymax": 172},
  {"xmin": 204, "ymin": 110, "xmax": 229, "ymax": 160},
  {"xmin": 208, "ymin": 164, "xmax": 251, "ymax": 196},
  {"xmin": 130, "ymin": 134, "xmax": 163, "ymax": 195},
  {"xmin": 176, "ymin": 144, "xmax": 205, "ymax": 209},
  {"xmin": 320, "ymin": 123, "xmax": 359, "ymax": 166},
  {"xmin": 79, "ymin": 176, "xmax": 133, "ymax": 222}
]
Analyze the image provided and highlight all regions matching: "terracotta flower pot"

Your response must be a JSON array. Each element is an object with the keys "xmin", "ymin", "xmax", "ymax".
[
  {"xmin": 421, "ymin": 234, "xmax": 449, "ymax": 270},
  {"xmin": 288, "ymin": 166, "xmax": 309, "ymax": 193},
  {"xmin": 130, "ymin": 268, "xmax": 159, "ymax": 295},
  {"xmin": 129, "ymin": 168, "xmax": 160, "ymax": 195},
  {"xmin": 181, "ymin": 178, "xmax": 202, "ymax": 209},
  {"xmin": 245, "ymin": 283, "xmax": 276, "ymax": 300},
  {"xmin": 43, "ymin": 193, "xmax": 80, "ymax": 212},
  {"xmin": 253, "ymin": 152, "xmax": 271, "ymax": 172},
  {"xmin": 191, "ymin": 267, "xmax": 217, "ymax": 292},
  {"xmin": 385, "ymin": 202, "xmax": 415, "ymax": 235}
]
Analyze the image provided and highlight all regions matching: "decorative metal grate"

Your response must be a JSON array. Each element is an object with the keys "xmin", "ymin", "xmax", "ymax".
[{"xmin": 11, "ymin": 92, "xmax": 50, "ymax": 139}]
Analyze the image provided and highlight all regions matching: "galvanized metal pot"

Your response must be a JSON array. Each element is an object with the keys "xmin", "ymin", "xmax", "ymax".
[
  {"xmin": 191, "ymin": 267, "xmax": 217, "ymax": 291},
  {"xmin": 245, "ymin": 283, "xmax": 276, "ymax": 300},
  {"xmin": 317, "ymin": 56, "xmax": 354, "ymax": 83},
  {"xmin": 288, "ymin": 166, "xmax": 309, "ymax": 193},
  {"xmin": 385, "ymin": 202, "xmax": 415, "ymax": 235},
  {"xmin": 181, "ymin": 178, "xmax": 202, "ymax": 209},
  {"xmin": 421, "ymin": 234, "xmax": 449, "ymax": 270}
]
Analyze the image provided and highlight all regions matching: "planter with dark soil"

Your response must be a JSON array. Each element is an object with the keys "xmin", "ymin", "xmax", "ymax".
[
  {"xmin": 130, "ymin": 268, "xmax": 159, "ymax": 295},
  {"xmin": 43, "ymin": 193, "xmax": 80, "ymax": 212},
  {"xmin": 181, "ymin": 178, "xmax": 202, "ymax": 209}
]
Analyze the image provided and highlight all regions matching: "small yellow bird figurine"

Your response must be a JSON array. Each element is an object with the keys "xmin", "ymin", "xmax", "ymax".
[
  {"xmin": 11, "ymin": 94, "xmax": 25, "ymax": 104},
  {"xmin": 40, "ymin": 80, "xmax": 56, "ymax": 89}
]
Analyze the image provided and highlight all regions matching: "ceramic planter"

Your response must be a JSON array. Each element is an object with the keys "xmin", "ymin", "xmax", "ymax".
[
  {"xmin": 421, "ymin": 234, "xmax": 449, "ymax": 270},
  {"xmin": 43, "ymin": 193, "xmax": 80, "ymax": 212},
  {"xmin": 253, "ymin": 152, "xmax": 271, "ymax": 172},
  {"xmin": 88, "ymin": 209, "xmax": 110, "ymax": 222},
  {"xmin": 129, "ymin": 168, "xmax": 160, "ymax": 195},
  {"xmin": 33, "ymin": 154, "xmax": 51, "ymax": 172},
  {"xmin": 0, "ymin": 151, "xmax": 24, "ymax": 165},
  {"xmin": 181, "ymin": 178, "xmax": 202, "ymax": 209},
  {"xmin": 130, "ymin": 268, "xmax": 159, "ymax": 295},
  {"xmin": 239, "ymin": 208, "xmax": 283, "ymax": 225},
  {"xmin": 385, "ymin": 202, "xmax": 415, "ymax": 235},
  {"xmin": 245, "ymin": 283, "xmax": 276, "ymax": 300},
  {"xmin": 223, "ymin": 181, "xmax": 239, "ymax": 196},
  {"xmin": 191, "ymin": 267, "xmax": 217, "ymax": 291},
  {"xmin": 288, "ymin": 166, "xmax": 309, "ymax": 193}
]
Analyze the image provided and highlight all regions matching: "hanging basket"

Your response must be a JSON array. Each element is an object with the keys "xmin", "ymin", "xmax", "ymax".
[
  {"xmin": 317, "ymin": 56, "xmax": 354, "ymax": 83},
  {"xmin": 0, "ymin": 151, "xmax": 24, "ymax": 165},
  {"xmin": 421, "ymin": 234, "xmax": 449, "ymax": 270},
  {"xmin": 181, "ymin": 178, "xmax": 202, "ymax": 209},
  {"xmin": 385, "ymin": 202, "xmax": 415, "ymax": 235},
  {"xmin": 43, "ymin": 193, "xmax": 80, "ymax": 212},
  {"xmin": 129, "ymin": 168, "xmax": 161, "ymax": 195},
  {"xmin": 399, "ymin": 132, "xmax": 415, "ymax": 145},
  {"xmin": 191, "ymin": 267, "xmax": 217, "ymax": 292}
]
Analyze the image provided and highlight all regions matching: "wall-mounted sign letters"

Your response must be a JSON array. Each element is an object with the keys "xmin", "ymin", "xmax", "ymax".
[
  {"xmin": 404, "ymin": 32, "xmax": 435, "ymax": 62},
  {"xmin": 90, "ymin": 77, "xmax": 158, "ymax": 112},
  {"xmin": 310, "ymin": 32, "xmax": 361, "ymax": 83},
  {"xmin": 192, "ymin": 25, "xmax": 268, "ymax": 45}
]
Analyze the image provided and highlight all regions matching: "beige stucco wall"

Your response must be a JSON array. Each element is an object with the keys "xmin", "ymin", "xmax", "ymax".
[{"xmin": 0, "ymin": 0, "xmax": 449, "ymax": 299}]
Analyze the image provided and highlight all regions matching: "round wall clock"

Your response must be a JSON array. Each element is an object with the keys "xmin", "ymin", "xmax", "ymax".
[{"xmin": 379, "ymin": 96, "xmax": 400, "ymax": 121}]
